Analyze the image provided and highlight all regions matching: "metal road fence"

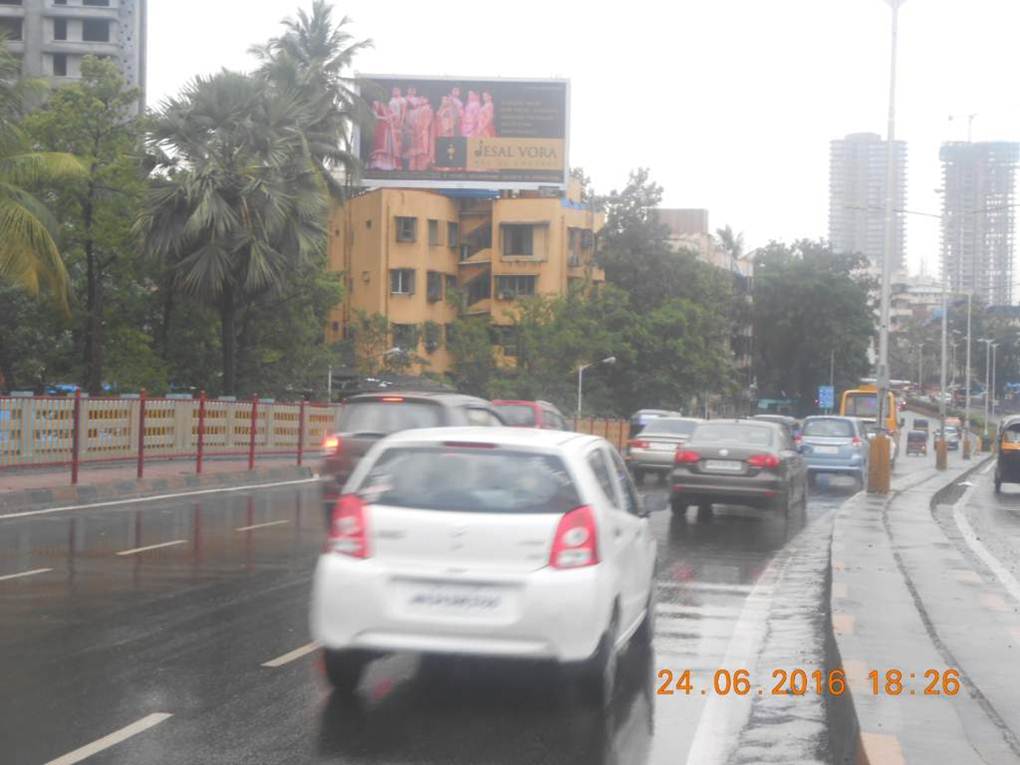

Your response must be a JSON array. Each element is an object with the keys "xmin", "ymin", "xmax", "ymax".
[
  {"xmin": 0, "ymin": 393, "xmax": 343, "ymax": 484},
  {"xmin": 570, "ymin": 417, "xmax": 629, "ymax": 451}
]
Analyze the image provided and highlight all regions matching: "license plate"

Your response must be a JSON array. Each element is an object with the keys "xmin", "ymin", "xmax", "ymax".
[
  {"xmin": 813, "ymin": 446, "xmax": 839, "ymax": 455},
  {"xmin": 704, "ymin": 459, "xmax": 743, "ymax": 472},
  {"xmin": 402, "ymin": 582, "xmax": 504, "ymax": 615},
  {"xmin": 651, "ymin": 443, "xmax": 676, "ymax": 451}
]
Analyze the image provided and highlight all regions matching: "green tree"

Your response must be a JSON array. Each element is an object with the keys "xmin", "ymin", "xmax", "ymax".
[
  {"xmin": 24, "ymin": 56, "xmax": 147, "ymax": 393},
  {"xmin": 752, "ymin": 240, "xmax": 875, "ymax": 410},
  {"xmin": 0, "ymin": 36, "xmax": 84, "ymax": 303},
  {"xmin": 252, "ymin": 0, "xmax": 371, "ymax": 195},
  {"xmin": 139, "ymin": 70, "xmax": 329, "ymax": 394}
]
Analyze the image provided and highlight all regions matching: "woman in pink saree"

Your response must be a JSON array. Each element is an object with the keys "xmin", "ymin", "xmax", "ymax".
[
  {"xmin": 461, "ymin": 90, "xmax": 481, "ymax": 137},
  {"xmin": 476, "ymin": 91, "xmax": 496, "ymax": 138},
  {"xmin": 409, "ymin": 97, "xmax": 435, "ymax": 171},
  {"xmin": 368, "ymin": 100, "xmax": 398, "ymax": 170}
]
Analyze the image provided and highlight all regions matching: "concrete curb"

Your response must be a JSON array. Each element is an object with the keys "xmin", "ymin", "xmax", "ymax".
[{"xmin": 0, "ymin": 465, "xmax": 316, "ymax": 515}]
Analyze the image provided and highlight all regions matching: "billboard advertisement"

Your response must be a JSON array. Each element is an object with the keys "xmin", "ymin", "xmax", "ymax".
[{"xmin": 356, "ymin": 75, "xmax": 569, "ymax": 190}]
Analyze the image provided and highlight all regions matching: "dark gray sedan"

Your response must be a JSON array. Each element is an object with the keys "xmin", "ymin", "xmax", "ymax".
[{"xmin": 668, "ymin": 419, "xmax": 808, "ymax": 516}]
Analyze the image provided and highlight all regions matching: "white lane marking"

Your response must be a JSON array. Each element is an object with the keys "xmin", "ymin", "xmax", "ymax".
[
  {"xmin": 0, "ymin": 478, "xmax": 320, "ymax": 521},
  {"xmin": 982, "ymin": 461, "xmax": 995, "ymax": 475},
  {"xmin": 657, "ymin": 603, "xmax": 763, "ymax": 619},
  {"xmin": 0, "ymin": 567, "xmax": 53, "ymax": 582},
  {"xmin": 236, "ymin": 519, "xmax": 290, "ymax": 532},
  {"xmin": 952, "ymin": 480, "xmax": 1020, "ymax": 605},
  {"xmin": 656, "ymin": 580, "xmax": 759, "ymax": 595},
  {"xmin": 115, "ymin": 540, "xmax": 187, "ymax": 557},
  {"xmin": 684, "ymin": 562, "xmax": 780, "ymax": 765},
  {"xmin": 44, "ymin": 713, "xmax": 172, "ymax": 765},
  {"xmin": 261, "ymin": 641, "xmax": 319, "ymax": 668}
]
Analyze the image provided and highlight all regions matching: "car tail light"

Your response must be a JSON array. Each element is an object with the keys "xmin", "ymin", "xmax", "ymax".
[
  {"xmin": 627, "ymin": 439, "xmax": 649, "ymax": 449},
  {"xmin": 549, "ymin": 505, "xmax": 599, "ymax": 569},
  {"xmin": 322, "ymin": 433, "xmax": 342, "ymax": 455},
  {"xmin": 851, "ymin": 436, "xmax": 862, "ymax": 446},
  {"xmin": 747, "ymin": 453, "xmax": 780, "ymax": 469},
  {"xmin": 327, "ymin": 494, "xmax": 370, "ymax": 558},
  {"xmin": 675, "ymin": 449, "xmax": 702, "ymax": 465}
]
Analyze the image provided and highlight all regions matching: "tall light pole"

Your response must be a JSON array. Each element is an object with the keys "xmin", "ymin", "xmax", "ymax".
[
  {"xmin": 918, "ymin": 341, "xmax": 925, "ymax": 390},
  {"xmin": 963, "ymin": 292, "xmax": 973, "ymax": 458},
  {"xmin": 576, "ymin": 356, "xmax": 616, "ymax": 418},
  {"xmin": 980, "ymin": 338, "xmax": 994, "ymax": 440},
  {"xmin": 876, "ymin": 0, "xmax": 904, "ymax": 439},
  {"xmin": 991, "ymin": 342, "xmax": 1000, "ymax": 423}
]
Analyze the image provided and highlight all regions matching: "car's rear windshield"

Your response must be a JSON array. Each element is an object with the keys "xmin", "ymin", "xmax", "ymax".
[
  {"xmin": 691, "ymin": 424, "xmax": 774, "ymax": 446},
  {"xmin": 493, "ymin": 404, "xmax": 537, "ymax": 427},
  {"xmin": 642, "ymin": 419, "xmax": 697, "ymax": 436},
  {"xmin": 357, "ymin": 446, "xmax": 580, "ymax": 514},
  {"xmin": 803, "ymin": 418, "xmax": 854, "ymax": 437},
  {"xmin": 339, "ymin": 400, "xmax": 443, "ymax": 435},
  {"xmin": 843, "ymin": 394, "xmax": 878, "ymax": 417}
]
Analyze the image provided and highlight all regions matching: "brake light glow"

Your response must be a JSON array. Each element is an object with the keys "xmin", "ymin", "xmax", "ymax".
[
  {"xmin": 675, "ymin": 449, "xmax": 702, "ymax": 465},
  {"xmin": 327, "ymin": 494, "xmax": 370, "ymax": 558},
  {"xmin": 549, "ymin": 505, "xmax": 599, "ymax": 569},
  {"xmin": 851, "ymin": 436, "xmax": 862, "ymax": 446},
  {"xmin": 321, "ymin": 433, "xmax": 341, "ymax": 455},
  {"xmin": 747, "ymin": 453, "xmax": 780, "ymax": 469},
  {"xmin": 627, "ymin": 439, "xmax": 650, "ymax": 449},
  {"xmin": 380, "ymin": 396, "xmax": 405, "ymax": 403}
]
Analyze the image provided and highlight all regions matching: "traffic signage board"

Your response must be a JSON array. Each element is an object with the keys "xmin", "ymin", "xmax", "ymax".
[{"xmin": 818, "ymin": 385, "xmax": 835, "ymax": 410}]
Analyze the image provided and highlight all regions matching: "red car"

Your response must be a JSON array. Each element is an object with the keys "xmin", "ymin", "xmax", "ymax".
[{"xmin": 492, "ymin": 400, "xmax": 570, "ymax": 430}]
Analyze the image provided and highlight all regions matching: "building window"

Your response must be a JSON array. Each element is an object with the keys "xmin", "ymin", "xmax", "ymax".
[
  {"xmin": 465, "ymin": 273, "xmax": 491, "ymax": 305},
  {"xmin": 53, "ymin": 18, "xmax": 67, "ymax": 41},
  {"xmin": 445, "ymin": 274, "xmax": 457, "ymax": 295},
  {"xmin": 391, "ymin": 323, "xmax": 417, "ymax": 351},
  {"xmin": 491, "ymin": 326, "xmax": 519, "ymax": 357},
  {"xmin": 444, "ymin": 323, "xmax": 455, "ymax": 347},
  {"xmin": 502, "ymin": 224, "xmax": 534, "ymax": 257},
  {"xmin": 82, "ymin": 19, "xmax": 110, "ymax": 42},
  {"xmin": 52, "ymin": 53, "xmax": 68, "ymax": 77},
  {"xmin": 389, "ymin": 268, "xmax": 416, "ymax": 295},
  {"xmin": 426, "ymin": 271, "xmax": 443, "ymax": 302},
  {"xmin": 448, "ymin": 222, "xmax": 459, "ymax": 249},
  {"xmin": 428, "ymin": 219, "xmax": 440, "ymax": 246},
  {"xmin": 0, "ymin": 18, "xmax": 23, "ymax": 41},
  {"xmin": 331, "ymin": 321, "xmax": 340, "ymax": 333},
  {"xmin": 395, "ymin": 216, "xmax": 417, "ymax": 243},
  {"xmin": 423, "ymin": 322, "xmax": 441, "ymax": 354},
  {"xmin": 495, "ymin": 275, "xmax": 536, "ymax": 300}
]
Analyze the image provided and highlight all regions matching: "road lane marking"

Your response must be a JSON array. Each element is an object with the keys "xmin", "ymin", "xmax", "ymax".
[
  {"xmin": 236, "ymin": 520, "xmax": 290, "ymax": 532},
  {"xmin": 0, "ymin": 567, "xmax": 53, "ymax": 582},
  {"xmin": 952, "ymin": 480, "xmax": 1020, "ymax": 606},
  {"xmin": 116, "ymin": 540, "xmax": 187, "ymax": 557},
  {"xmin": 261, "ymin": 641, "xmax": 319, "ymax": 668},
  {"xmin": 656, "ymin": 580, "xmax": 758, "ymax": 595},
  {"xmin": 981, "ymin": 461, "xmax": 994, "ymax": 474},
  {"xmin": 44, "ymin": 713, "xmax": 172, "ymax": 765},
  {"xmin": 0, "ymin": 478, "xmax": 321, "ymax": 521}
]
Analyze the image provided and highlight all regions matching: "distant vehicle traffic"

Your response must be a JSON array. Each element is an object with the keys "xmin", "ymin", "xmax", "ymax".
[
  {"xmin": 840, "ymin": 384, "xmax": 901, "ymax": 465},
  {"xmin": 492, "ymin": 400, "xmax": 570, "ymax": 430},
  {"xmin": 938, "ymin": 426, "xmax": 961, "ymax": 450},
  {"xmin": 995, "ymin": 416, "xmax": 1020, "ymax": 493},
  {"xmin": 799, "ymin": 416, "xmax": 869, "ymax": 488},
  {"xmin": 320, "ymin": 392, "xmax": 505, "ymax": 521},
  {"xmin": 625, "ymin": 417, "xmax": 701, "ymax": 483},
  {"xmin": 751, "ymin": 414, "xmax": 802, "ymax": 443},
  {"xmin": 311, "ymin": 427, "xmax": 657, "ymax": 706},
  {"xmin": 906, "ymin": 430, "xmax": 928, "ymax": 457},
  {"xmin": 913, "ymin": 418, "xmax": 930, "ymax": 433},
  {"xmin": 669, "ymin": 419, "xmax": 808, "ymax": 517}
]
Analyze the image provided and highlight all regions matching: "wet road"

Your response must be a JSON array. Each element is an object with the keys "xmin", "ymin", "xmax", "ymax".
[{"xmin": 0, "ymin": 468, "xmax": 889, "ymax": 765}]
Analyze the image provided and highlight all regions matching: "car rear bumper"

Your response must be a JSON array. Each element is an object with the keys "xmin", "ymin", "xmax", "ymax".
[
  {"xmin": 310, "ymin": 555, "xmax": 611, "ymax": 662},
  {"xmin": 625, "ymin": 449, "xmax": 676, "ymax": 470},
  {"xmin": 669, "ymin": 473, "xmax": 784, "ymax": 508}
]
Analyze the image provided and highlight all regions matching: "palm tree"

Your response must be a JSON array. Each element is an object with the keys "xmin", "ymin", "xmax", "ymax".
[
  {"xmin": 139, "ymin": 71, "xmax": 328, "ymax": 394},
  {"xmin": 0, "ymin": 36, "xmax": 84, "ymax": 305},
  {"xmin": 715, "ymin": 224, "xmax": 745, "ymax": 263},
  {"xmin": 251, "ymin": 1, "xmax": 371, "ymax": 196}
]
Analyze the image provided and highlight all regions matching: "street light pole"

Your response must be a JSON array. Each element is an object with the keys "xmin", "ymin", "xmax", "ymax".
[
  {"xmin": 992, "ymin": 343, "xmax": 999, "ymax": 423},
  {"xmin": 937, "ymin": 270, "xmax": 948, "ymax": 468},
  {"xmin": 576, "ymin": 356, "xmax": 616, "ymax": 419},
  {"xmin": 980, "ymin": 339, "xmax": 993, "ymax": 440},
  {"xmin": 963, "ymin": 292, "xmax": 973, "ymax": 458},
  {"xmin": 876, "ymin": 0, "xmax": 902, "ymax": 439}
]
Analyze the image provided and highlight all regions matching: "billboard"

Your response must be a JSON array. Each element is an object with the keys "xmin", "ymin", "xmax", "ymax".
[{"xmin": 356, "ymin": 75, "xmax": 569, "ymax": 190}]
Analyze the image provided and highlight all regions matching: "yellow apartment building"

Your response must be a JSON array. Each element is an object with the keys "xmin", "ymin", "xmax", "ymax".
[{"xmin": 325, "ymin": 179, "xmax": 605, "ymax": 375}]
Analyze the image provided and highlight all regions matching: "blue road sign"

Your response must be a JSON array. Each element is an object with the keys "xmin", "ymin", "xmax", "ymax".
[{"xmin": 818, "ymin": 385, "xmax": 835, "ymax": 410}]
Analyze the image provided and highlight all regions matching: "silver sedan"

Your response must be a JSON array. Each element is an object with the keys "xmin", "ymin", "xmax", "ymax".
[{"xmin": 625, "ymin": 417, "xmax": 701, "ymax": 483}]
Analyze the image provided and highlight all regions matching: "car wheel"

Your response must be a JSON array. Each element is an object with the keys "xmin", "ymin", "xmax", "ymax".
[
  {"xmin": 632, "ymin": 468, "xmax": 645, "ymax": 485},
  {"xmin": 696, "ymin": 503, "xmax": 713, "ymax": 521},
  {"xmin": 323, "ymin": 649, "xmax": 369, "ymax": 695},
  {"xmin": 579, "ymin": 609, "xmax": 619, "ymax": 708},
  {"xmin": 670, "ymin": 498, "xmax": 688, "ymax": 516},
  {"xmin": 634, "ymin": 584, "xmax": 656, "ymax": 647},
  {"xmin": 995, "ymin": 475, "xmax": 1002, "ymax": 494}
]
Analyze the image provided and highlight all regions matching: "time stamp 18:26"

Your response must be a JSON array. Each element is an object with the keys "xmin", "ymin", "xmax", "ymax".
[{"xmin": 656, "ymin": 668, "xmax": 962, "ymax": 697}]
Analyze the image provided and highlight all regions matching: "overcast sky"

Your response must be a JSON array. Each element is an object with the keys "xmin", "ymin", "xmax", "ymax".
[{"xmin": 148, "ymin": 0, "xmax": 1020, "ymax": 277}]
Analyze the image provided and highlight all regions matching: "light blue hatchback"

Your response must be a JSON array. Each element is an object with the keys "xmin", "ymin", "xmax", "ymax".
[{"xmin": 800, "ymin": 416, "xmax": 869, "ymax": 488}]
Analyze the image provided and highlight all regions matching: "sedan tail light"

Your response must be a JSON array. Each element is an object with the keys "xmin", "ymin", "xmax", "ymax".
[
  {"xmin": 675, "ymin": 449, "xmax": 702, "ymax": 465},
  {"xmin": 322, "ymin": 433, "xmax": 342, "ymax": 456},
  {"xmin": 747, "ymin": 453, "xmax": 780, "ymax": 469},
  {"xmin": 627, "ymin": 439, "xmax": 650, "ymax": 449},
  {"xmin": 327, "ymin": 494, "xmax": 370, "ymax": 558},
  {"xmin": 549, "ymin": 505, "xmax": 599, "ymax": 569},
  {"xmin": 851, "ymin": 436, "xmax": 862, "ymax": 446}
]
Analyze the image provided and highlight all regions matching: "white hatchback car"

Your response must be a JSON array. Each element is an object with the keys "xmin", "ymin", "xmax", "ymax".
[{"xmin": 310, "ymin": 427, "xmax": 657, "ymax": 704}]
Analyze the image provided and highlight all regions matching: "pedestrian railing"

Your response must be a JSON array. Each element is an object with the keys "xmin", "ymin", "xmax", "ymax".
[
  {"xmin": 570, "ymin": 417, "xmax": 629, "ymax": 451},
  {"xmin": 0, "ymin": 393, "xmax": 343, "ymax": 484}
]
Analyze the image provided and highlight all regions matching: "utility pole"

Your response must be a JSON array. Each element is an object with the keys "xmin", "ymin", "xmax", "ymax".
[
  {"xmin": 829, "ymin": 350, "xmax": 835, "ymax": 414},
  {"xmin": 963, "ymin": 293, "xmax": 973, "ymax": 458}
]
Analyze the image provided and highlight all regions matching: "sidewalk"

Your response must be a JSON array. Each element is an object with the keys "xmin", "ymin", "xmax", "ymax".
[
  {"xmin": 0, "ymin": 455, "xmax": 316, "ymax": 515},
  {"xmin": 831, "ymin": 456, "xmax": 1020, "ymax": 763}
]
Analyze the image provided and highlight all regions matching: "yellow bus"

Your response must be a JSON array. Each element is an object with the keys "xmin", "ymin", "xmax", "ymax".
[{"xmin": 840, "ymin": 384, "xmax": 900, "ymax": 435}]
